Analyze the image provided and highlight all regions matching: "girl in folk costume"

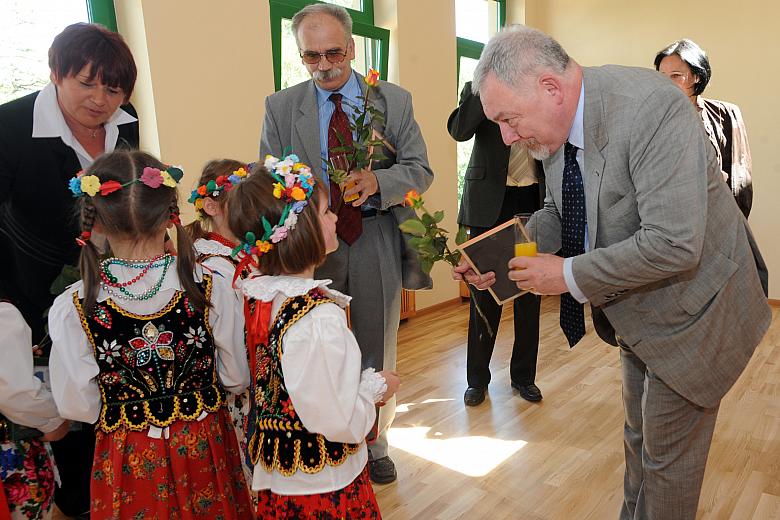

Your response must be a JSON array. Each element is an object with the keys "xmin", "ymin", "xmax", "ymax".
[
  {"xmin": 227, "ymin": 155, "xmax": 400, "ymax": 519},
  {"xmin": 47, "ymin": 150, "xmax": 253, "ymax": 519},
  {"xmin": 185, "ymin": 159, "xmax": 256, "ymax": 502},
  {"xmin": 0, "ymin": 293, "xmax": 70, "ymax": 520}
]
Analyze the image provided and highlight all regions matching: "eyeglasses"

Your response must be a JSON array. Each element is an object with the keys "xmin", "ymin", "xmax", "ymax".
[{"xmin": 300, "ymin": 49, "xmax": 348, "ymax": 65}]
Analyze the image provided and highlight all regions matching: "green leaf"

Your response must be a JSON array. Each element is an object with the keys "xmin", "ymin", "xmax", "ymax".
[
  {"xmin": 49, "ymin": 264, "xmax": 81, "ymax": 295},
  {"xmin": 455, "ymin": 225, "xmax": 468, "ymax": 245},
  {"xmin": 421, "ymin": 213, "xmax": 435, "ymax": 227},
  {"xmin": 398, "ymin": 218, "xmax": 427, "ymax": 237},
  {"xmin": 433, "ymin": 210, "xmax": 444, "ymax": 223},
  {"xmin": 420, "ymin": 257, "xmax": 434, "ymax": 274}
]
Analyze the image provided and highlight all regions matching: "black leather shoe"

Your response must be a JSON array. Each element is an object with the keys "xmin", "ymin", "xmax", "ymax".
[
  {"xmin": 463, "ymin": 386, "xmax": 486, "ymax": 406},
  {"xmin": 369, "ymin": 455, "xmax": 397, "ymax": 484},
  {"xmin": 512, "ymin": 382, "xmax": 543, "ymax": 402}
]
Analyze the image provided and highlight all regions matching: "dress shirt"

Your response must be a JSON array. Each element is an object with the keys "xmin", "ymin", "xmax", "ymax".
[
  {"xmin": 48, "ymin": 262, "xmax": 249, "ymax": 426},
  {"xmin": 0, "ymin": 303, "xmax": 64, "ymax": 433},
  {"xmin": 32, "ymin": 82, "xmax": 137, "ymax": 169},
  {"xmin": 240, "ymin": 274, "xmax": 386, "ymax": 495},
  {"xmin": 562, "ymin": 82, "xmax": 589, "ymax": 303}
]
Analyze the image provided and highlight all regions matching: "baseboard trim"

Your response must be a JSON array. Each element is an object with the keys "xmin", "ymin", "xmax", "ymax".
[
  {"xmin": 404, "ymin": 297, "xmax": 464, "ymax": 320},
  {"xmin": 769, "ymin": 299, "xmax": 780, "ymax": 308}
]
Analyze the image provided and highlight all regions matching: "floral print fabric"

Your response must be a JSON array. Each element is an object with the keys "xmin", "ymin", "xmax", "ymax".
[
  {"xmin": 256, "ymin": 465, "xmax": 380, "ymax": 519},
  {"xmin": 0, "ymin": 439, "xmax": 55, "ymax": 519},
  {"xmin": 91, "ymin": 409, "xmax": 252, "ymax": 519}
]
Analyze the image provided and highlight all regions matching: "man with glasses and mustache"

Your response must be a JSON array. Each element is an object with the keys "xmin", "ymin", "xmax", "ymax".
[{"xmin": 259, "ymin": 3, "xmax": 433, "ymax": 485}]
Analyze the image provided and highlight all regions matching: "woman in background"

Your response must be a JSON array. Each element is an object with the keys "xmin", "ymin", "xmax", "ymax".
[{"xmin": 655, "ymin": 38, "xmax": 753, "ymax": 217}]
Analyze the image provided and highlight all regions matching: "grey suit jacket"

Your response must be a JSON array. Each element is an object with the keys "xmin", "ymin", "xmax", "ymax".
[
  {"xmin": 259, "ymin": 72, "xmax": 434, "ymax": 289},
  {"xmin": 531, "ymin": 65, "xmax": 770, "ymax": 408}
]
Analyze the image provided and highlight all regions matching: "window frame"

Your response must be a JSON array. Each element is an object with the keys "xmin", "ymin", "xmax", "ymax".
[
  {"xmin": 455, "ymin": 0, "xmax": 505, "ymax": 83},
  {"xmin": 87, "ymin": 0, "xmax": 119, "ymax": 31},
  {"xmin": 269, "ymin": 0, "xmax": 389, "ymax": 92}
]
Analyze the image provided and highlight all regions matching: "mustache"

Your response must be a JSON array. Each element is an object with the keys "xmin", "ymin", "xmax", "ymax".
[{"xmin": 312, "ymin": 66, "xmax": 343, "ymax": 83}]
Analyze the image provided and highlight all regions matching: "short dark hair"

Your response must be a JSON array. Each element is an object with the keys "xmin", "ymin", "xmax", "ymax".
[
  {"xmin": 654, "ymin": 38, "xmax": 711, "ymax": 96},
  {"xmin": 49, "ymin": 23, "xmax": 137, "ymax": 102},
  {"xmin": 227, "ymin": 164, "xmax": 327, "ymax": 276}
]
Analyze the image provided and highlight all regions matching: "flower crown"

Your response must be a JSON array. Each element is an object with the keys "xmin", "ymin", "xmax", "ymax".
[
  {"xmin": 231, "ymin": 154, "xmax": 315, "ymax": 268},
  {"xmin": 187, "ymin": 166, "xmax": 250, "ymax": 217},
  {"xmin": 68, "ymin": 166, "xmax": 184, "ymax": 198}
]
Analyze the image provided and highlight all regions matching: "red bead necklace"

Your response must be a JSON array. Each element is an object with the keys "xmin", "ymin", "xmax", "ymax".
[{"xmin": 99, "ymin": 253, "xmax": 167, "ymax": 288}]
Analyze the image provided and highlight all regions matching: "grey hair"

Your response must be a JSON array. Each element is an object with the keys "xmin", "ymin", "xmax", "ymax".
[
  {"xmin": 472, "ymin": 24, "xmax": 570, "ymax": 95},
  {"xmin": 291, "ymin": 3, "xmax": 353, "ymax": 46}
]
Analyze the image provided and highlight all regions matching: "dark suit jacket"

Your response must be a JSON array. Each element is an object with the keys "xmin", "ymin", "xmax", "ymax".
[
  {"xmin": 0, "ymin": 91, "xmax": 139, "ymax": 342},
  {"xmin": 447, "ymin": 81, "xmax": 545, "ymax": 229}
]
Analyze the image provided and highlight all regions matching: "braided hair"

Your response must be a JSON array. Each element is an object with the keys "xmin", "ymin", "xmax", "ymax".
[{"xmin": 77, "ymin": 150, "xmax": 206, "ymax": 315}]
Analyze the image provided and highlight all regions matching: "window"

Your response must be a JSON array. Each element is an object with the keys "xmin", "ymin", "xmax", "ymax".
[
  {"xmin": 0, "ymin": 0, "xmax": 118, "ymax": 105},
  {"xmin": 454, "ymin": 0, "xmax": 504, "ymax": 201},
  {"xmin": 270, "ymin": 0, "xmax": 389, "ymax": 91}
]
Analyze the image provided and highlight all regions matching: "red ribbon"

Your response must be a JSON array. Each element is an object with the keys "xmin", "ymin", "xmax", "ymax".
[
  {"xmin": 245, "ymin": 298, "xmax": 272, "ymax": 377},
  {"xmin": 0, "ymin": 477, "xmax": 12, "ymax": 520}
]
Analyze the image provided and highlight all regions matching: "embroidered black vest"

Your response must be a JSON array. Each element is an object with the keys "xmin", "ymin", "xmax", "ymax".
[
  {"xmin": 73, "ymin": 275, "xmax": 225, "ymax": 433},
  {"xmin": 247, "ymin": 290, "xmax": 361, "ymax": 476}
]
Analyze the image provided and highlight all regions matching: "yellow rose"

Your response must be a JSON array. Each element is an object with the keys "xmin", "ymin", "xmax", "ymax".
[
  {"xmin": 80, "ymin": 175, "xmax": 101, "ymax": 197},
  {"xmin": 194, "ymin": 198, "xmax": 204, "ymax": 210},
  {"xmin": 161, "ymin": 171, "xmax": 177, "ymax": 187},
  {"xmin": 273, "ymin": 182, "xmax": 284, "ymax": 198}
]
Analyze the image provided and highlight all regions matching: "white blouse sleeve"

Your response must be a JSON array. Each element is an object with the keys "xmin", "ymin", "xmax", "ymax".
[
  {"xmin": 208, "ymin": 272, "xmax": 249, "ymax": 394},
  {"xmin": 48, "ymin": 288, "xmax": 102, "ymax": 424},
  {"xmin": 0, "ymin": 303, "xmax": 65, "ymax": 433},
  {"xmin": 281, "ymin": 304, "xmax": 377, "ymax": 444}
]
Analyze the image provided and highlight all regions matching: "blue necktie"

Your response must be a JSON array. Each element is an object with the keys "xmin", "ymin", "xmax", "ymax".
[{"xmin": 560, "ymin": 142, "xmax": 586, "ymax": 347}]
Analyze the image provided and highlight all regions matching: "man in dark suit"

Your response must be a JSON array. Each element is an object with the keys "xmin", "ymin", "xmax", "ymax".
[{"xmin": 448, "ymin": 81, "xmax": 545, "ymax": 406}]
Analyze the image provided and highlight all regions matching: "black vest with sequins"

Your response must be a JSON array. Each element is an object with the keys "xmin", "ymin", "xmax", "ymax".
[
  {"xmin": 247, "ymin": 289, "xmax": 361, "ymax": 476},
  {"xmin": 73, "ymin": 275, "xmax": 225, "ymax": 433}
]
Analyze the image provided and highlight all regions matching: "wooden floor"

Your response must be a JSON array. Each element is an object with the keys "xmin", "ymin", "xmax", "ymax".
[{"xmin": 374, "ymin": 297, "xmax": 780, "ymax": 520}]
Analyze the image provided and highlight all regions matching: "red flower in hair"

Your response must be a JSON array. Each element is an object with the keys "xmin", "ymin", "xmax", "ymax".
[{"xmin": 99, "ymin": 180, "xmax": 122, "ymax": 196}]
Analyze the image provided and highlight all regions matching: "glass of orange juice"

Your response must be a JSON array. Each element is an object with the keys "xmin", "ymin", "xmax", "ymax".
[{"xmin": 514, "ymin": 213, "xmax": 537, "ymax": 258}]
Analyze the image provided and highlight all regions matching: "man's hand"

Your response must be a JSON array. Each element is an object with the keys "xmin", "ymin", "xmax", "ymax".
[
  {"xmin": 508, "ymin": 253, "xmax": 568, "ymax": 295},
  {"xmin": 344, "ymin": 168, "xmax": 379, "ymax": 206},
  {"xmin": 452, "ymin": 258, "xmax": 496, "ymax": 290}
]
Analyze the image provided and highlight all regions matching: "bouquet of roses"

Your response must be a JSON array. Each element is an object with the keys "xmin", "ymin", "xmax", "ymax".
[
  {"xmin": 326, "ymin": 68, "xmax": 388, "ymax": 204},
  {"xmin": 399, "ymin": 190, "xmax": 494, "ymax": 337}
]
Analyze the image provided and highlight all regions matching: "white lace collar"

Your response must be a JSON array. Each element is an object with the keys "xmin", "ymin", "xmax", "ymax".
[
  {"xmin": 240, "ymin": 274, "xmax": 351, "ymax": 308},
  {"xmin": 194, "ymin": 238, "xmax": 233, "ymax": 257}
]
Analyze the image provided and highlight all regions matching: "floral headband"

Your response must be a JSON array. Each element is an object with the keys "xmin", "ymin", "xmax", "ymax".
[
  {"xmin": 188, "ymin": 166, "xmax": 250, "ymax": 217},
  {"xmin": 68, "ymin": 166, "xmax": 184, "ymax": 198},
  {"xmin": 231, "ymin": 154, "xmax": 315, "ymax": 270}
]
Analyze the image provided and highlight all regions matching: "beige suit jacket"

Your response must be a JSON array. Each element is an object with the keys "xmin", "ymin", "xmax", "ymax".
[{"xmin": 531, "ymin": 65, "xmax": 770, "ymax": 408}]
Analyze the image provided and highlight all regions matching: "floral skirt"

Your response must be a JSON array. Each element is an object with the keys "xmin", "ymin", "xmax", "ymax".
[
  {"xmin": 227, "ymin": 390, "xmax": 255, "ymax": 491},
  {"xmin": 256, "ymin": 465, "xmax": 381, "ymax": 519},
  {"xmin": 0, "ymin": 439, "xmax": 55, "ymax": 520},
  {"xmin": 91, "ymin": 409, "xmax": 253, "ymax": 519}
]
